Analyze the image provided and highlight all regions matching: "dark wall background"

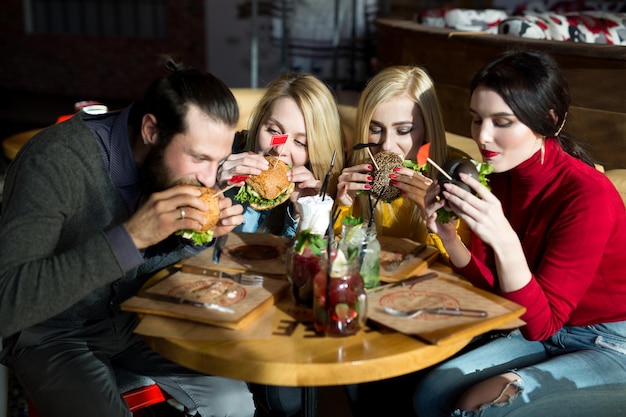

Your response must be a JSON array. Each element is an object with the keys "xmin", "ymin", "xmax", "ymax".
[{"xmin": 0, "ymin": 0, "xmax": 206, "ymax": 101}]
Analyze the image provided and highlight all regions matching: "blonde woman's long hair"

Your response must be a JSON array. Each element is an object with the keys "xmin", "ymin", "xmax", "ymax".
[
  {"xmin": 245, "ymin": 72, "xmax": 345, "ymax": 197},
  {"xmin": 352, "ymin": 65, "xmax": 448, "ymax": 241}
]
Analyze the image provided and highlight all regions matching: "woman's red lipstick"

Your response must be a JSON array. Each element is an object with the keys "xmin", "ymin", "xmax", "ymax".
[{"xmin": 481, "ymin": 149, "xmax": 499, "ymax": 159}]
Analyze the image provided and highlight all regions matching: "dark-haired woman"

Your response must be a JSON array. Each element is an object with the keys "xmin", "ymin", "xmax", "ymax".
[{"xmin": 415, "ymin": 51, "xmax": 626, "ymax": 416}]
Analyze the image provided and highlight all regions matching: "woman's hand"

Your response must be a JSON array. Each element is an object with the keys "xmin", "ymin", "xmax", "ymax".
[
  {"xmin": 335, "ymin": 163, "xmax": 373, "ymax": 206},
  {"xmin": 424, "ymin": 181, "xmax": 459, "ymax": 243},
  {"xmin": 390, "ymin": 166, "xmax": 433, "ymax": 212},
  {"xmin": 443, "ymin": 174, "xmax": 531, "ymax": 291},
  {"xmin": 216, "ymin": 152, "xmax": 269, "ymax": 189},
  {"xmin": 286, "ymin": 166, "xmax": 321, "ymax": 218},
  {"xmin": 439, "ymin": 172, "xmax": 513, "ymax": 248}
]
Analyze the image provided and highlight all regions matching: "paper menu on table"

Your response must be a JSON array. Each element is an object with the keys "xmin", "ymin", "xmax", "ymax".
[
  {"xmin": 367, "ymin": 273, "xmax": 525, "ymax": 345},
  {"xmin": 121, "ymin": 270, "xmax": 289, "ymax": 330},
  {"xmin": 378, "ymin": 236, "xmax": 440, "ymax": 282},
  {"xmin": 181, "ymin": 232, "xmax": 291, "ymax": 276}
]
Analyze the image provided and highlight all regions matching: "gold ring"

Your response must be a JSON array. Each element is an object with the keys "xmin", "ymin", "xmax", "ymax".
[{"xmin": 179, "ymin": 207, "xmax": 186, "ymax": 220}]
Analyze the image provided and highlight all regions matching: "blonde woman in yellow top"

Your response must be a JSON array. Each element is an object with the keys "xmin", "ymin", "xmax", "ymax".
[{"xmin": 335, "ymin": 65, "xmax": 449, "ymax": 244}]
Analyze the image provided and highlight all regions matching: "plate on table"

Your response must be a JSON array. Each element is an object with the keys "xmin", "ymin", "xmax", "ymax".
[
  {"xmin": 377, "ymin": 236, "xmax": 440, "ymax": 282},
  {"xmin": 181, "ymin": 232, "xmax": 291, "ymax": 277},
  {"xmin": 367, "ymin": 273, "xmax": 524, "ymax": 344},
  {"xmin": 121, "ymin": 270, "xmax": 289, "ymax": 330}
]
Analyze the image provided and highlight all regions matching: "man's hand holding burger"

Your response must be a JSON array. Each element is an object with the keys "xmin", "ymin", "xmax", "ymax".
[
  {"xmin": 212, "ymin": 196, "xmax": 245, "ymax": 237},
  {"xmin": 124, "ymin": 185, "xmax": 243, "ymax": 249}
]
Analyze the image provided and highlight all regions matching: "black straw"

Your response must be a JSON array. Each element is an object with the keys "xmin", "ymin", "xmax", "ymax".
[
  {"xmin": 352, "ymin": 143, "xmax": 380, "ymax": 151},
  {"xmin": 368, "ymin": 188, "xmax": 384, "ymax": 228},
  {"xmin": 360, "ymin": 191, "xmax": 382, "ymax": 266},
  {"xmin": 325, "ymin": 210, "xmax": 333, "ymax": 317},
  {"xmin": 319, "ymin": 150, "xmax": 337, "ymax": 200}
]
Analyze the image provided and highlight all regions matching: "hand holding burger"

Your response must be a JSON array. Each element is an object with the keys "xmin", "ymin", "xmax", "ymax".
[
  {"xmin": 434, "ymin": 157, "xmax": 494, "ymax": 223},
  {"xmin": 234, "ymin": 156, "xmax": 295, "ymax": 210},
  {"xmin": 437, "ymin": 158, "xmax": 481, "ymax": 194},
  {"xmin": 175, "ymin": 185, "xmax": 221, "ymax": 245},
  {"xmin": 125, "ymin": 184, "xmax": 235, "ymax": 249}
]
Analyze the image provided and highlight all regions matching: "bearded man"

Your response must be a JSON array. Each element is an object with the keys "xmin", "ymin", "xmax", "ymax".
[{"xmin": 0, "ymin": 58, "xmax": 254, "ymax": 417}]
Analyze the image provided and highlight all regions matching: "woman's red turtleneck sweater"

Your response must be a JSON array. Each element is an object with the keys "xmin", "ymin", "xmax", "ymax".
[{"xmin": 454, "ymin": 138, "xmax": 626, "ymax": 341}]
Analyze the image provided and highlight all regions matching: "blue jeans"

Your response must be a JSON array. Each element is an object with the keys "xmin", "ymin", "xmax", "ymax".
[{"xmin": 414, "ymin": 322, "xmax": 626, "ymax": 417}]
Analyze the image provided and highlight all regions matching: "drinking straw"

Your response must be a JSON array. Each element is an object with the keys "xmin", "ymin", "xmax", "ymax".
[
  {"xmin": 213, "ymin": 183, "xmax": 238, "ymax": 198},
  {"xmin": 331, "ymin": 204, "xmax": 341, "ymax": 228},
  {"xmin": 359, "ymin": 190, "xmax": 383, "ymax": 267},
  {"xmin": 428, "ymin": 157, "xmax": 453, "ymax": 181},
  {"xmin": 351, "ymin": 142, "xmax": 380, "ymax": 168},
  {"xmin": 325, "ymin": 210, "xmax": 333, "ymax": 320},
  {"xmin": 319, "ymin": 150, "xmax": 337, "ymax": 200},
  {"xmin": 367, "ymin": 190, "xmax": 383, "ymax": 228}
]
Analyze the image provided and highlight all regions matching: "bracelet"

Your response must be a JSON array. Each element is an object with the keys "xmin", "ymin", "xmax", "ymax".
[{"xmin": 286, "ymin": 203, "xmax": 299, "ymax": 223}]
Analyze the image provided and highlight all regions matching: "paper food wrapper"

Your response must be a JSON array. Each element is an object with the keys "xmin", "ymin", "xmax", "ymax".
[
  {"xmin": 297, "ymin": 195, "xmax": 334, "ymax": 234},
  {"xmin": 367, "ymin": 273, "xmax": 525, "ymax": 344}
]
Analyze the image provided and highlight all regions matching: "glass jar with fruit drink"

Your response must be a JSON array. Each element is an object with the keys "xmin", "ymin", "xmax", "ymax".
[
  {"xmin": 339, "ymin": 219, "xmax": 381, "ymax": 290},
  {"xmin": 313, "ymin": 249, "xmax": 368, "ymax": 336},
  {"xmin": 286, "ymin": 234, "xmax": 329, "ymax": 307},
  {"xmin": 286, "ymin": 195, "xmax": 334, "ymax": 307}
]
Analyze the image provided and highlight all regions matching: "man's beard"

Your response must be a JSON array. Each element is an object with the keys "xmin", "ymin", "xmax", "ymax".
[{"xmin": 140, "ymin": 144, "xmax": 175, "ymax": 193}]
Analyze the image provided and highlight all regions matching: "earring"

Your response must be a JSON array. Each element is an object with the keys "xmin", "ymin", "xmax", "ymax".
[
  {"xmin": 554, "ymin": 112, "xmax": 568, "ymax": 137},
  {"xmin": 143, "ymin": 138, "xmax": 149, "ymax": 145}
]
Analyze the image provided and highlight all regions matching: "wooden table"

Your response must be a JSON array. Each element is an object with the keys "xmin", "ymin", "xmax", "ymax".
[{"xmin": 140, "ymin": 265, "xmax": 525, "ymax": 417}]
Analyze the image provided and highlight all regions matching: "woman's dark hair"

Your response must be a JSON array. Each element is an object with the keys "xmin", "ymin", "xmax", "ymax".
[
  {"xmin": 129, "ymin": 56, "xmax": 239, "ymax": 146},
  {"xmin": 470, "ymin": 50, "xmax": 595, "ymax": 167}
]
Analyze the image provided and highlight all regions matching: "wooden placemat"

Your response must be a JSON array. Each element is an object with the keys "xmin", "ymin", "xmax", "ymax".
[
  {"xmin": 133, "ymin": 306, "xmax": 277, "ymax": 340},
  {"xmin": 181, "ymin": 232, "xmax": 291, "ymax": 276},
  {"xmin": 367, "ymin": 272, "xmax": 525, "ymax": 345},
  {"xmin": 378, "ymin": 237, "xmax": 440, "ymax": 282},
  {"xmin": 121, "ymin": 271, "xmax": 288, "ymax": 330}
]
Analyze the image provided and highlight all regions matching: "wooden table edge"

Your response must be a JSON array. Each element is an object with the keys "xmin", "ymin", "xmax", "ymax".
[
  {"xmin": 144, "ymin": 333, "xmax": 474, "ymax": 386},
  {"xmin": 138, "ymin": 264, "xmax": 525, "ymax": 387}
]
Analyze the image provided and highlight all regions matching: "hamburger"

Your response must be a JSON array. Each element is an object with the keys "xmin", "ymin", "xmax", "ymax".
[
  {"xmin": 371, "ymin": 151, "xmax": 405, "ymax": 202},
  {"xmin": 437, "ymin": 158, "xmax": 481, "ymax": 195},
  {"xmin": 436, "ymin": 157, "xmax": 494, "ymax": 223},
  {"xmin": 175, "ymin": 185, "xmax": 220, "ymax": 245},
  {"xmin": 234, "ymin": 156, "xmax": 295, "ymax": 210}
]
